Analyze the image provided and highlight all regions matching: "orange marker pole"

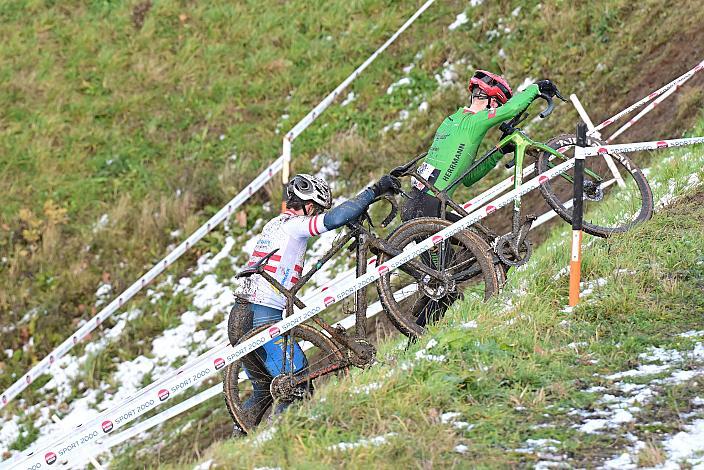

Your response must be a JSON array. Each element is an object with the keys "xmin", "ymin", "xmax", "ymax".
[{"xmin": 569, "ymin": 123, "xmax": 587, "ymax": 307}]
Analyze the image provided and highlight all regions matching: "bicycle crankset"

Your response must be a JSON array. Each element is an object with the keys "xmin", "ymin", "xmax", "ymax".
[
  {"xmin": 494, "ymin": 233, "xmax": 532, "ymax": 267},
  {"xmin": 270, "ymin": 374, "xmax": 308, "ymax": 402},
  {"xmin": 349, "ymin": 338, "xmax": 376, "ymax": 368}
]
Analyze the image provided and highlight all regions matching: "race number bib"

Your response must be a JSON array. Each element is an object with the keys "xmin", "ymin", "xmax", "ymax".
[{"xmin": 412, "ymin": 162, "xmax": 436, "ymax": 190}]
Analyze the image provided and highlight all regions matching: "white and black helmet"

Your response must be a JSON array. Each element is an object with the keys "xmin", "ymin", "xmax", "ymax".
[{"xmin": 286, "ymin": 174, "xmax": 332, "ymax": 209}]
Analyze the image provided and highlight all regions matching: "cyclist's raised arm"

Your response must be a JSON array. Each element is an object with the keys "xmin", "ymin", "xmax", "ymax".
[{"xmin": 476, "ymin": 84, "xmax": 540, "ymax": 128}]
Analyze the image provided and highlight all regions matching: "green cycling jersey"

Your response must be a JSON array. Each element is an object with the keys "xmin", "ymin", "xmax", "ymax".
[{"xmin": 417, "ymin": 84, "xmax": 540, "ymax": 196}]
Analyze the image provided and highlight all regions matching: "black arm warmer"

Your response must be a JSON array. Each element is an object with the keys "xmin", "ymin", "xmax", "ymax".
[{"xmin": 322, "ymin": 188, "xmax": 375, "ymax": 230}]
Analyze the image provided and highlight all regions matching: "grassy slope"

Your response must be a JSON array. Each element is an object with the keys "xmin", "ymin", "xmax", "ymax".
[
  {"xmin": 184, "ymin": 120, "xmax": 704, "ymax": 469},
  {"xmin": 2, "ymin": 0, "xmax": 704, "ymax": 375},
  {"xmin": 1, "ymin": 0, "xmax": 704, "ymax": 466}
]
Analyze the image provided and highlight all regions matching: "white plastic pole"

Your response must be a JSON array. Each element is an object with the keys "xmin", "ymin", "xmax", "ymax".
[{"xmin": 570, "ymin": 94, "xmax": 625, "ymax": 187}]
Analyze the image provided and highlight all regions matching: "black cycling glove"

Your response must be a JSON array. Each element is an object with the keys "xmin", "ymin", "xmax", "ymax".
[
  {"xmin": 369, "ymin": 174, "xmax": 401, "ymax": 197},
  {"xmin": 535, "ymin": 79, "xmax": 560, "ymax": 98}
]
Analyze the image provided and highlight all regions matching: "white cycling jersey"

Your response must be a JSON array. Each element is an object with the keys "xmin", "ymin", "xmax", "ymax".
[{"xmin": 236, "ymin": 209, "xmax": 330, "ymax": 310}]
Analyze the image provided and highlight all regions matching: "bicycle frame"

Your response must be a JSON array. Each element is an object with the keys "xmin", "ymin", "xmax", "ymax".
[
  {"xmin": 243, "ymin": 200, "xmax": 455, "ymax": 376},
  {"xmin": 403, "ymin": 127, "xmax": 604, "ymax": 244}
]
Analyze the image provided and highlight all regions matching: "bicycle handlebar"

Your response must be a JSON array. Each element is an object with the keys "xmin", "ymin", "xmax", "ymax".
[{"xmin": 537, "ymin": 87, "xmax": 567, "ymax": 119}]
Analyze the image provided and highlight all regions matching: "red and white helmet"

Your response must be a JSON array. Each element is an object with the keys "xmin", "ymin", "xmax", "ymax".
[{"xmin": 469, "ymin": 70, "xmax": 513, "ymax": 105}]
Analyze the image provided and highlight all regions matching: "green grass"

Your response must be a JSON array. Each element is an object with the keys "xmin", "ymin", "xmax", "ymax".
[
  {"xmin": 175, "ymin": 120, "xmax": 704, "ymax": 469},
  {"xmin": 2, "ymin": 0, "xmax": 704, "ymax": 466},
  {"xmin": 3, "ymin": 1, "xmax": 704, "ymax": 385}
]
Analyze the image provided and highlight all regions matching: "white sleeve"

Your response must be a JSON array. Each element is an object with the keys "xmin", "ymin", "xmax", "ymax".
[{"xmin": 283, "ymin": 214, "xmax": 330, "ymax": 239}]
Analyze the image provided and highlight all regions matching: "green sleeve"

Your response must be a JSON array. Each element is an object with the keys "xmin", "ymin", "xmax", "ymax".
[{"xmin": 461, "ymin": 84, "xmax": 540, "ymax": 188}]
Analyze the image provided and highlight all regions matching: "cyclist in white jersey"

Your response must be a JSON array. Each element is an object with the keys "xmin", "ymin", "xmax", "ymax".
[{"xmin": 229, "ymin": 173, "xmax": 400, "ymax": 427}]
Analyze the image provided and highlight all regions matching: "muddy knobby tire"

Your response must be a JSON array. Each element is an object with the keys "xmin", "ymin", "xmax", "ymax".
[
  {"xmin": 537, "ymin": 133, "xmax": 654, "ymax": 238},
  {"xmin": 375, "ymin": 217, "xmax": 501, "ymax": 339},
  {"xmin": 222, "ymin": 323, "xmax": 348, "ymax": 433}
]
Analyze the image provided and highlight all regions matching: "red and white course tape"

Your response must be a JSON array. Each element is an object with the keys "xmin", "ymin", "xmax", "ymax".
[
  {"xmin": 581, "ymin": 136, "xmax": 704, "ymax": 157},
  {"xmin": 593, "ymin": 59, "xmax": 704, "ymax": 134}
]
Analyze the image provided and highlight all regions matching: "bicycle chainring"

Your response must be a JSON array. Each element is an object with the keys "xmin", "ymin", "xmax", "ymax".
[{"xmin": 494, "ymin": 234, "xmax": 532, "ymax": 267}]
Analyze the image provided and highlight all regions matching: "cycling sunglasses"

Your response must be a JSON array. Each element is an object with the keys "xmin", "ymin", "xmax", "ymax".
[{"xmin": 473, "ymin": 70, "xmax": 512, "ymax": 100}]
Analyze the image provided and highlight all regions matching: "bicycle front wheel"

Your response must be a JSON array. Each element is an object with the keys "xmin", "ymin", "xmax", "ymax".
[
  {"xmin": 222, "ymin": 323, "xmax": 348, "ymax": 433},
  {"xmin": 376, "ymin": 217, "xmax": 501, "ymax": 339},
  {"xmin": 536, "ymin": 133, "xmax": 654, "ymax": 238}
]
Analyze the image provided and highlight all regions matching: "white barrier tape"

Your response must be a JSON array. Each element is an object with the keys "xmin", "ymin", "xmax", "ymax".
[
  {"xmin": 1, "ymin": 156, "xmax": 284, "ymax": 410},
  {"xmin": 8, "ymin": 258, "xmax": 363, "ymax": 466},
  {"xmin": 581, "ymin": 136, "xmax": 704, "ymax": 157},
  {"xmin": 606, "ymin": 81, "xmax": 687, "ymax": 142},
  {"xmin": 284, "ymin": 0, "xmax": 437, "ymax": 143},
  {"xmin": 11, "ymin": 155, "xmax": 578, "ymax": 470},
  {"xmin": 593, "ymin": 59, "xmax": 704, "ymax": 132},
  {"xmin": 82, "ymin": 291, "xmax": 412, "ymax": 462}
]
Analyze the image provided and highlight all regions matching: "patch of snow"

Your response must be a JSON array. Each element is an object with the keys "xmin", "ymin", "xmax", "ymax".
[
  {"xmin": 460, "ymin": 320, "xmax": 478, "ymax": 329},
  {"xmin": 386, "ymin": 77, "xmax": 412, "ymax": 95},
  {"xmin": 94, "ymin": 282, "xmax": 113, "ymax": 307},
  {"xmin": 251, "ymin": 426, "xmax": 277, "ymax": 447},
  {"xmin": 454, "ymin": 444, "xmax": 469, "ymax": 454},
  {"xmin": 0, "ymin": 417, "xmax": 20, "ymax": 453},
  {"xmin": 449, "ymin": 13, "xmax": 469, "ymax": 31},
  {"xmin": 340, "ymin": 91, "xmax": 356, "ymax": 107},
  {"xmin": 195, "ymin": 236, "xmax": 236, "ymax": 275},
  {"xmin": 680, "ymin": 330, "xmax": 704, "ymax": 338},
  {"xmin": 92, "ymin": 214, "xmax": 110, "ymax": 233},
  {"xmin": 328, "ymin": 432, "xmax": 397, "ymax": 451},
  {"xmin": 517, "ymin": 77, "xmax": 536, "ymax": 93},
  {"xmin": 434, "ymin": 60, "xmax": 463, "ymax": 88},
  {"xmin": 352, "ymin": 382, "xmax": 382, "ymax": 394},
  {"xmin": 193, "ymin": 459, "xmax": 213, "ymax": 470},
  {"xmin": 418, "ymin": 101, "xmax": 429, "ymax": 113},
  {"xmin": 440, "ymin": 412, "xmax": 462, "ymax": 424},
  {"xmin": 660, "ymin": 419, "xmax": 704, "ymax": 468}
]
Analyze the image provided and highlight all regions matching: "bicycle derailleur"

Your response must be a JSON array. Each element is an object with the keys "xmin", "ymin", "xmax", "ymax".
[{"xmin": 493, "ymin": 214, "xmax": 536, "ymax": 268}]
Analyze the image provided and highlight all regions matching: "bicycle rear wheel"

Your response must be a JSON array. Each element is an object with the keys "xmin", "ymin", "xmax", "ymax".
[
  {"xmin": 375, "ymin": 217, "xmax": 501, "ymax": 339},
  {"xmin": 536, "ymin": 134, "xmax": 654, "ymax": 238},
  {"xmin": 222, "ymin": 323, "xmax": 348, "ymax": 433}
]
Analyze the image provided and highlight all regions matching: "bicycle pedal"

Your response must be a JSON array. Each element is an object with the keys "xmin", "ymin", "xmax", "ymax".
[{"xmin": 524, "ymin": 213, "xmax": 538, "ymax": 223}]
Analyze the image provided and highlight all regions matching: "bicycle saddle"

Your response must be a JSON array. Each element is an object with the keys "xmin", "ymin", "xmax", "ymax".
[
  {"xmin": 390, "ymin": 152, "xmax": 427, "ymax": 177},
  {"xmin": 236, "ymin": 249, "xmax": 279, "ymax": 279}
]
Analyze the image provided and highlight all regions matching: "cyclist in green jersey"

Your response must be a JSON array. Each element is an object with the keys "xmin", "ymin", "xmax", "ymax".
[{"xmin": 401, "ymin": 70, "xmax": 561, "ymax": 221}]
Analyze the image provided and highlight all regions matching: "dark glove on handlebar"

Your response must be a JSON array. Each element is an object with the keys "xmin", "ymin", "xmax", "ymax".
[
  {"xmin": 369, "ymin": 174, "xmax": 401, "ymax": 197},
  {"xmin": 535, "ymin": 80, "xmax": 560, "ymax": 98}
]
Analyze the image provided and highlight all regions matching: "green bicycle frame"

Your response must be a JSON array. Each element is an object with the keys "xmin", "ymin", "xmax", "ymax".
[{"xmin": 440, "ymin": 127, "xmax": 604, "ymax": 237}]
